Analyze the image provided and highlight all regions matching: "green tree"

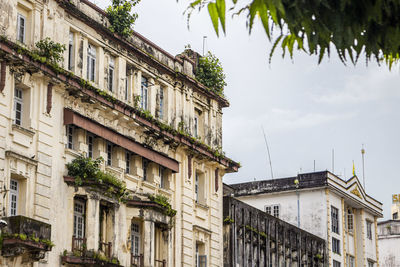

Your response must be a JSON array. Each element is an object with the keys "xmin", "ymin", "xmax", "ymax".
[
  {"xmin": 186, "ymin": 0, "xmax": 400, "ymax": 68},
  {"xmin": 106, "ymin": 0, "xmax": 140, "ymax": 37},
  {"xmin": 195, "ymin": 51, "xmax": 227, "ymax": 96}
]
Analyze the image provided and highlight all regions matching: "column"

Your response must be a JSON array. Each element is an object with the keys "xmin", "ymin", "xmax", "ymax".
[
  {"xmin": 143, "ymin": 220, "xmax": 155, "ymax": 267},
  {"xmin": 86, "ymin": 195, "xmax": 100, "ymax": 250}
]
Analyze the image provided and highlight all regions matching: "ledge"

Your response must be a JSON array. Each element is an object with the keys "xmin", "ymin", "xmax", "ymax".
[{"xmin": 12, "ymin": 123, "xmax": 35, "ymax": 137}]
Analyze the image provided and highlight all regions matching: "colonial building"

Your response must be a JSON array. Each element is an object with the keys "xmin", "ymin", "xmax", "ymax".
[
  {"xmin": 222, "ymin": 185, "xmax": 327, "ymax": 267},
  {"xmin": 230, "ymin": 171, "xmax": 383, "ymax": 267},
  {"xmin": 377, "ymin": 219, "xmax": 400, "ymax": 267},
  {"xmin": 0, "ymin": 0, "xmax": 239, "ymax": 266}
]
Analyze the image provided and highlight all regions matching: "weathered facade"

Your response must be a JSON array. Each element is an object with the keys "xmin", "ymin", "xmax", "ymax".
[
  {"xmin": 223, "ymin": 195, "xmax": 327, "ymax": 267},
  {"xmin": 230, "ymin": 171, "xmax": 383, "ymax": 267},
  {"xmin": 0, "ymin": 0, "xmax": 239, "ymax": 266},
  {"xmin": 377, "ymin": 220, "xmax": 400, "ymax": 267}
]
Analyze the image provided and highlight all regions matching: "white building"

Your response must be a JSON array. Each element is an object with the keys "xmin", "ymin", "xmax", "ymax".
[
  {"xmin": 230, "ymin": 171, "xmax": 383, "ymax": 267},
  {"xmin": 378, "ymin": 220, "xmax": 400, "ymax": 267}
]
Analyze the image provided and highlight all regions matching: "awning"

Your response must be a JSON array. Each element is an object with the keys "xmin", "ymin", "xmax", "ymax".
[{"xmin": 64, "ymin": 108, "xmax": 179, "ymax": 173}]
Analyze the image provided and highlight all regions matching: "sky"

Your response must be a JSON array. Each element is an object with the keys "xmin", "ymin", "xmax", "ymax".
[{"xmin": 96, "ymin": 0, "xmax": 400, "ymax": 220}]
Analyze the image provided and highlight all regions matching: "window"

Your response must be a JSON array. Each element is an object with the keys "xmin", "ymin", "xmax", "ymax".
[
  {"xmin": 273, "ymin": 205, "xmax": 280, "ymax": 218},
  {"xmin": 331, "ymin": 206, "xmax": 339, "ymax": 234},
  {"xmin": 195, "ymin": 172, "xmax": 199, "ymax": 202},
  {"xmin": 158, "ymin": 166, "xmax": 165, "ymax": 188},
  {"xmin": 87, "ymin": 44, "xmax": 96, "ymax": 82},
  {"xmin": 73, "ymin": 200, "xmax": 85, "ymax": 239},
  {"xmin": 265, "ymin": 205, "xmax": 279, "ymax": 217},
  {"xmin": 9, "ymin": 179, "xmax": 19, "ymax": 216},
  {"xmin": 368, "ymin": 261, "xmax": 374, "ymax": 267},
  {"xmin": 366, "ymin": 220, "xmax": 372, "ymax": 240},
  {"xmin": 67, "ymin": 126, "xmax": 74, "ymax": 149},
  {"xmin": 332, "ymin": 237, "xmax": 340, "ymax": 254},
  {"xmin": 140, "ymin": 77, "xmax": 148, "ymax": 110},
  {"xmin": 142, "ymin": 159, "xmax": 148, "ymax": 181},
  {"xmin": 265, "ymin": 206, "xmax": 271, "ymax": 215},
  {"xmin": 68, "ymin": 32, "xmax": 74, "ymax": 70},
  {"xmin": 347, "ymin": 209, "xmax": 354, "ymax": 232},
  {"xmin": 125, "ymin": 78, "xmax": 129, "ymax": 101},
  {"xmin": 125, "ymin": 151, "xmax": 130, "ymax": 174},
  {"xmin": 347, "ymin": 255, "xmax": 355, "ymax": 267},
  {"xmin": 87, "ymin": 134, "xmax": 93, "ymax": 158},
  {"xmin": 196, "ymin": 243, "xmax": 207, "ymax": 267},
  {"xmin": 159, "ymin": 87, "xmax": 164, "ymax": 119},
  {"xmin": 393, "ymin": 212, "xmax": 398, "ymax": 220},
  {"xmin": 13, "ymin": 88, "xmax": 23, "ymax": 126},
  {"xmin": 106, "ymin": 142, "xmax": 112, "ymax": 166},
  {"xmin": 333, "ymin": 260, "xmax": 341, "ymax": 267},
  {"xmin": 194, "ymin": 115, "xmax": 198, "ymax": 138},
  {"xmin": 17, "ymin": 14, "xmax": 26, "ymax": 43},
  {"xmin": 108, "ymin": 57, "xmax": 115, "ymax": 92},
  {"xmin": 195, "ymin": 172, "xmax": 206, "ymax": 204},
  {"xmin": 131, "ymin": 222, "xmax": 141, "ymax": 256}
]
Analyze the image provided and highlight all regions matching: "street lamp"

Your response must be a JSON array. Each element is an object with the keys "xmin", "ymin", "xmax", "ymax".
[{"xmin": 294, "ymin": 179, "xmax": 300, "ymax": 228}]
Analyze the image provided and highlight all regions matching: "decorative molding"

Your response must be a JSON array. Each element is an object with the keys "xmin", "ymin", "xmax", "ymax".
[
  {"xmin": 351, "ymin": 186, "xmax": 363, "ymax": 199},
  {"xmin": 5, "ymin": 150, "xmax": 38, "ymax": 166}
]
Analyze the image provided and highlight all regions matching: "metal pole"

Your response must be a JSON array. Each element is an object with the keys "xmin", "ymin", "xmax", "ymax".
[{"xmin": 362, "ymin": 145, "xmax": 366, "ymax": 190}]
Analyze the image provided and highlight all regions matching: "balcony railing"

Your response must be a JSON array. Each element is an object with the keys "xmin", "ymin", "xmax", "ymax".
[
  {"xmin": 72, "ymin": 236, "xmax": 87, "ymax": 255},
  {"xmin": 99, "ymin": 241, "xmax": 112, "ymax": 259},
  {"xmin": 131, "ymin": 253, "xmax": 144, "ymax": 267}
]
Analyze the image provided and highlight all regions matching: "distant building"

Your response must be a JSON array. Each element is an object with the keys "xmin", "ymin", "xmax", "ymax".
[
  {"xmin": 230, "ymin": 171, "xmax": 383, "ymax": 267},
  {"xmin": 377, "ymin": 220, "xmax": 400, "ymax": 267},
  {"xmin": 222, "ymin": 193, "xmax": 327, "ymax": 267}
]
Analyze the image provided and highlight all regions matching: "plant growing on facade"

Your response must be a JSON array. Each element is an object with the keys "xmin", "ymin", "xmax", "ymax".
[
  {"xmin": 106, "ymin": 0, "xmax": 141, "ymax": 37},
  {"xmin": 147, "ymin": 194, "xmax": 177, "ymax": 217},
  {"xmin": 195, "ymin": 51, "xmax": 227, "ymax": 96},
  {"xmin": 34, "ymin": 37, "xmax": 66, "ymax": 65},
  {"xmin": 66, "ymin": 155, "xmax": 128, "ymax": 201},
  {"xmin": 0, "ymin": 232, "xmax": 55, "ymax": 249}
]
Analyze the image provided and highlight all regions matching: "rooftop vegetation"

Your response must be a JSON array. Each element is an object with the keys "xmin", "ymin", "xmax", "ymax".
[
  {"xmin": 106, "ymin": 0, "xmax": 140, "ymax": 37},
  {"xmin": 195, "ymin": 51, "xmax": 227, "ymax": 96}
]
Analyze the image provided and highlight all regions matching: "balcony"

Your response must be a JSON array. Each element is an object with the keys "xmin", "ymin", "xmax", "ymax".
[
  {"xmin": 61, "ymin": 236, "xmax": 122, "ymax": 267},
  {"xmin": 1, "ymin": 215, "xmax": 53, "ymax": 261}
]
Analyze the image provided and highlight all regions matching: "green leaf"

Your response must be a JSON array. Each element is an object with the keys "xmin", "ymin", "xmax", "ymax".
[
  {"xmin": 208, "ymin": 2, "xmax": 219, "ymax": 36},
  {"xmin": 216, "ymin": 0, "xmax": 226, "ymax": 34}
]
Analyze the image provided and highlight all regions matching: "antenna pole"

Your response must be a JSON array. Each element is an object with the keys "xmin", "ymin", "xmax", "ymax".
[
  {"xmin": 262, "ymin": 126, "xmax": 274, "ymax": 179},
  {"xmin": 202, "ymin": 36, "xmax": 207, "ymax": 56},
  {"xmin": 314, "ymin": 160, "xmax": 316, "ymax": 172},
  {"xmin": 361, "ymin": 144, "xmax": 366, "ymax": 190},
  {"xmin": 332, "ymin": 149, "xmax": 334, "ymax": 173}
]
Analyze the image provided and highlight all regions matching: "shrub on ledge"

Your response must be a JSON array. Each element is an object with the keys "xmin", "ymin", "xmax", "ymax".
[{"xmin": 66, "ymin": 155, "xmax": 128, "ymax": 201}]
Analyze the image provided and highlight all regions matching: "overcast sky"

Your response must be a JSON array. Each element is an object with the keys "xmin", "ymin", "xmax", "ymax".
[{"xmin": 96, "ymin": 0, "xmax": 400, "ymax": 219}]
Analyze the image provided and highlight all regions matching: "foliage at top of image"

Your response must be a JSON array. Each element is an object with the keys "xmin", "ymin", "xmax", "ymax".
[
  {"xmin": 34, "ymin": 37, "xmax": 66, "ymax": 65},
  {"xmin": 195, "ymin": 51, "xmax": 227, "ymax": 96},
  {"xmin": 106, "ymin": 0, "xmax": 141, "ymax": 37},
  {"xmin": 187, "ymin": 0, "xmax": 400, "ymax": 68}
]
